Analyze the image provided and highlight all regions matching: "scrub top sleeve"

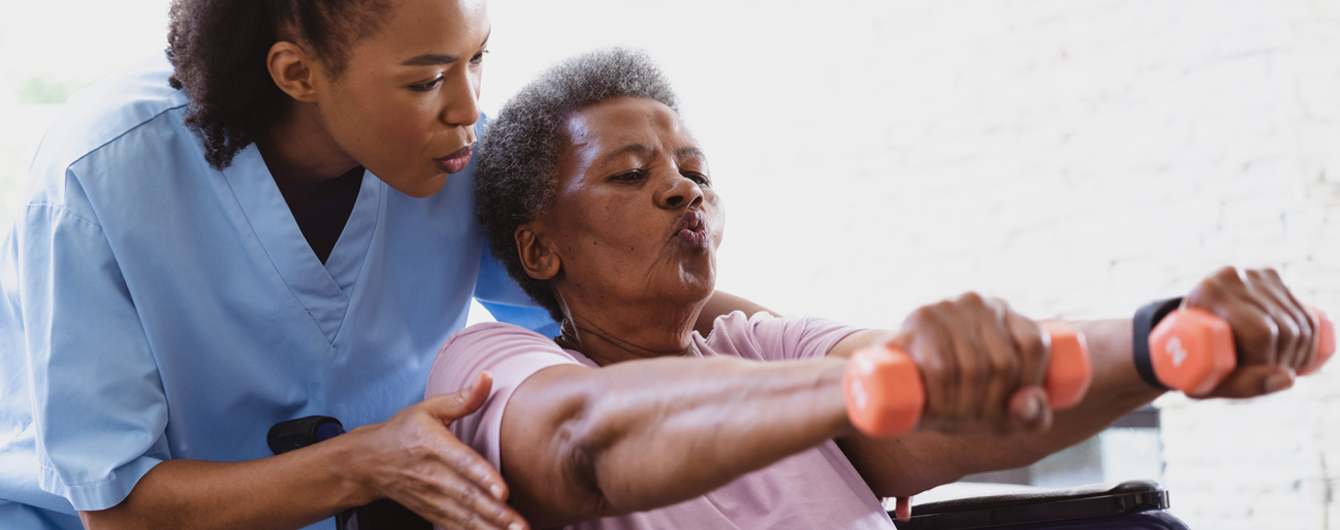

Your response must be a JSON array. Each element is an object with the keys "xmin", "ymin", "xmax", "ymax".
[
  {"xmin": 18, "ymin": 202, "xmax": 169, "ymax": 512},
  {"xmin": 472, "ymin": 248, "xmax": 560, "ymax": 337}
]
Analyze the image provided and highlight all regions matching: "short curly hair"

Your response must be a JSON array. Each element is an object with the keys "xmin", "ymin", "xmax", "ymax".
[
  {"xmin": 475, "ymin": 48, "xmax": 680, "ymax": 324},
  {"xmin": 166, "ymin": 0, "xmax": 391, "ymax": 170}
]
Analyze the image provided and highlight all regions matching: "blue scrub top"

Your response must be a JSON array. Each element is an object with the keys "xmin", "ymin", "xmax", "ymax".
[{"xmin": 0, "ymin": 54, "xmax": 557, "ymax": 529}]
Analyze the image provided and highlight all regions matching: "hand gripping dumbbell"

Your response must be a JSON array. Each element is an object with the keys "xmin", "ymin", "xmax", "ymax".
[
  {"xmin": 1149, "ymin": 306, "xmax": 1336, "ymax": 396},
  {"xmin": 842, "ymin": 322, "xmax": 1093, "ymax": 437}
]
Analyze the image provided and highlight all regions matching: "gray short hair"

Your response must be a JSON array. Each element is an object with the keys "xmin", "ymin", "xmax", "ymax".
[{"xmin": 475, "ymin": 48, "xmax": 680, "ymax": 323}]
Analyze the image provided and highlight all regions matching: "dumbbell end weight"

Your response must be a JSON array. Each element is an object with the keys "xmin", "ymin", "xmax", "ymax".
[
  {"xmin": 1041, "ymin": 321, "xmax": 1093, "ymax": 409},
  {"xmin": 843, "ymin": 345, "xmax": 925, "ymax": 437},
  {"xmin": 1298, "ymin": 307, "xmax": 1335, "ymax": 376},
  {"xmin": 1149, "ymin": 308, "xmax": 1236, "ymax": 396}
]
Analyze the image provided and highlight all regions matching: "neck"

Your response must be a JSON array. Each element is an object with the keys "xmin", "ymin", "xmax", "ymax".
[
  {"xmin": 255, "ymin": 101, "xmax": 360, "ymax": 193},
  {"xmin": 557, "ymin": 295, "xmax": 707, "ymax": 367}
]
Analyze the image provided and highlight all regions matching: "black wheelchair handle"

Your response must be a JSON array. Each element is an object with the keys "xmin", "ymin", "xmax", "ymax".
[{"xmin": 267, "ymin": 415, "xmax": 346, "ymax": 456}]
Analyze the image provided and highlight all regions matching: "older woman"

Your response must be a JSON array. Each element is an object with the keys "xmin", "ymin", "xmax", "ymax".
[{"xmin": 428, "ymin": 49, "xmax": 1325, "ymax": 529}]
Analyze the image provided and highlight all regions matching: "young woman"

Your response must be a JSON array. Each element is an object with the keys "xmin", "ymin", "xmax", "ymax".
[{"xmin": 0, "ymin": 1, "xmax": 774, "ymax": 530}]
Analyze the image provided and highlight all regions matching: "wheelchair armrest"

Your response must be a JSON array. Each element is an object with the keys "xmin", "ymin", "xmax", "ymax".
[{"xmin": 893, "ymin": 480, "xmax": 1181, "ymax": 530}]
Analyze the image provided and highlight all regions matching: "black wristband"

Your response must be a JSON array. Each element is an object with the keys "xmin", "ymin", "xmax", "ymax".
[{"xmin": 1132, "ymin": 297, "xmax": 1183, "ymax": 391}]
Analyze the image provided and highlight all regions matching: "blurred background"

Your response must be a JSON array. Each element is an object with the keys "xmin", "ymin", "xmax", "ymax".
[{"xmin": 3, "ymin": 1, "xmax": 1338, "ymax": 528}]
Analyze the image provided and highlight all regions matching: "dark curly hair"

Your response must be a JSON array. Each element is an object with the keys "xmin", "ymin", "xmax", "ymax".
[
  {"xmin": 475, "ymin": 48, "xmax": 680, "ymax": 324},
  {"xmin": 166, "ymin": 0, "xmax": 391, "ymax": 169}
]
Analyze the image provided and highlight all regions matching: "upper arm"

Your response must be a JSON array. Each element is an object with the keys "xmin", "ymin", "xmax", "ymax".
[
  {"xmin": 19, "ymin": 203, "xmax": 170, "ymax": 511},
  {"xmin": 427, "ymin": 325, "xmax": 604, "ymax": 526},
  {"xmin": 498, "ymin": 364, "xmax": 613, "ymax": 527},
  {"xmin": 825, "ymin": 328, "xmax": 894, "ymax": 359}
]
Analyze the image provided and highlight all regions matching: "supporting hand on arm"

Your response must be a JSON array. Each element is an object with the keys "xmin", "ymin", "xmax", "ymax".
[{"xmin": 80, "ymin": 380, "xmax": 528, "ymax": 530}]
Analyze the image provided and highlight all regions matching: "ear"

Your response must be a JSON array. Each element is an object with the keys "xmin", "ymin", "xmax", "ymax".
[
  {"xmin": 267, "ymin": 41, "xmax": 320, "ymax": 103},
  {"xmin": 516, "ymin": 222, "xmax": 561, "ymax": 281}
]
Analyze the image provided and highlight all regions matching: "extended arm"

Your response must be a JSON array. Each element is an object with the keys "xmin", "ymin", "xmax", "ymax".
[
  {"xmin": 834, "ymin": 267, "xmax": 1322, "ymax": 497},
  {"xmin": 833, "ymin": 319, "xmax": 1160, "ymax": 497},
  {"xmin": 498, "ymin": 355, "xmax": 851, "ymax": 528}
]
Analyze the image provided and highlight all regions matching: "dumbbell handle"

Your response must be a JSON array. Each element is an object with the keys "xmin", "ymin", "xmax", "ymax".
[
  {"xmin": 1150, "ymin": 306, "xmax": 1335, "ymax": 395},
  {"xmin": 843, "ymin": 321, "xmax": 1093, "ymax": 437}
]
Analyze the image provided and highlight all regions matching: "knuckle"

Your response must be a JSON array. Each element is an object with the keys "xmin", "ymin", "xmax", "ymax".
[
  {"xmin": 957, "ymin": 291, "xmax": 985, "ymax": 307},
  {"xmin": 456, "ymin": 483, "xmax": 479, "ymax": 505}
]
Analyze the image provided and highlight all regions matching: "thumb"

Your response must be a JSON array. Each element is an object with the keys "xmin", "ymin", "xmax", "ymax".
[
  {"xmin": 424, "ymin": 371, "xmax": 494, "ymax": 423},
  {"xmin": 1203, "ymin": 365, "xmax": 1294, "ymax": 399}
]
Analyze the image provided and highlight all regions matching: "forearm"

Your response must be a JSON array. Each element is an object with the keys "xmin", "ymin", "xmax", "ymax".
[
  {"xmin": 81, "ymin": 435, "xmax": 369, "ymax": 530},
  {"xmin": 502, "ymin": 356, "xmax": 851, "ymax": 525},
  {"xmin": 840, "ymin": 318, "xmax": 1164, "ymax": 496}
]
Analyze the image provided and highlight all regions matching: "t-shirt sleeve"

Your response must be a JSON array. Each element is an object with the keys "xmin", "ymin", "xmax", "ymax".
[
  {"xmin": 705, "ymin": 311, "xmax": 864, "ymax": 362},
  {"xmin": 17, "ymin": 201, "xmax": 170, "ymax": 511},
  {"xmin": 472, "ymin": 249, "xmax": 561, "ymax": 338},
  {"xmin": 425, "ymin": 323, "xmax": 581, "ymax": 470}
]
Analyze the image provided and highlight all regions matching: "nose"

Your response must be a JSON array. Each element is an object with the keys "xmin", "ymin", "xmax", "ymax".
[
  {"xmin": 657, "ymin": 172, "xmax": 704, "ymax": 210},
  {"xmin": 440, "ymin": 68, "xmax": 482, "ymax": 129}
]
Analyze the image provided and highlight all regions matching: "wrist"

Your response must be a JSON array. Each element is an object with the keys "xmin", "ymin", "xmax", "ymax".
[
  {"xmin": 1131, "ymin": 297, "xmax": 1182, "ymax": 391},
  {"xmin": 318, "ymin": 426, "xmax": 383, "ymax": 508}
]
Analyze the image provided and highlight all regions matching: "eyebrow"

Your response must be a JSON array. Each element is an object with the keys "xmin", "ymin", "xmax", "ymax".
[
  {"xmin": 400, "ymin": 29, "xmax": 491, "ymax": 66},
  {"xmin": 598, "ymin": 144, "xmax": 707, "ymax": 165},
  {"xmin": 598, "ymin": 143, "xmax": 656, "ymax": 164}
]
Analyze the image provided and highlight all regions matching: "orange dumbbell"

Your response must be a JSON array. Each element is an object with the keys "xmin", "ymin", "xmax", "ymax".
[
  {"xmin": 842, "ymin": 321, "xmax": 1093, "ymax": 437},
  {"xmin": 1150, "ymin": 306, "xmax": 1335, "ymax": 396}
]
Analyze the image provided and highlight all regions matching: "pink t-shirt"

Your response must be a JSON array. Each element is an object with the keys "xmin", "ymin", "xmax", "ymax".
[{"xmin": 426, "ymin": 311, "xmax": 895, "ymax": 530}]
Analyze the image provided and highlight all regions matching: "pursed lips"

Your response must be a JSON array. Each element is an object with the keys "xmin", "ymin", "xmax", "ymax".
[{"xmin": 670, "ymin": 211, "xmax": 709, "ymax": 247}]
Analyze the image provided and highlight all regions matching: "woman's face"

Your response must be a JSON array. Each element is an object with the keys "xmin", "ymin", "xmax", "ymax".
[
  {"xmin": 537, "ymin": 96, "xmax": 725, "ymax": 312},
  {"xmin": 312, "ymin": 0, "xmax": 487, "ymax": 197}
]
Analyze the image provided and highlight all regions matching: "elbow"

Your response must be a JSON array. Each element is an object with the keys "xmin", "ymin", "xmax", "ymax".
[{"xmin": 552, "ymin": 393, "xmax": 620, "ymax": 517}]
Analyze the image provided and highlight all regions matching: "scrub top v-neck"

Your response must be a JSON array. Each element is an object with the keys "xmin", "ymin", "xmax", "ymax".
[{"xmin": 0, "ymin": 54, "xmax": 557, "ymax": 530}]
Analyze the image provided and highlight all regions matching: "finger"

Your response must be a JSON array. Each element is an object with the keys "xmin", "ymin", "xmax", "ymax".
[
  {"xmin": 399, "ymin": 457, "xmax": 526, "ymax": 530},
  {"xmin": 437, "ymin": 434, "xmax": 512, "ymax": 502},
  {"xmin": 894, "ymin": 496, "xmax": 912, "ymax": 522},
  {"xmin": 975, "ymin": 301, "xmax": 1026, "ymax": 429},
  {"xmin": 415, "ymin": 486, "xmax": 521, "ymax": 530},
  {"xmin": 1256, "ymin": 269, "xmax": 1316, "ymax": 371},
  {"xmin": 1192, "ymin": 289, "xmax": 1280, "ymax": 368},
  {"xmin": 425, "ymin": 371, "xmax": 495, "ymax": 424},
  {"xmin": 1245, "ymin": 270, "xmax": 1308, "ymax": 370},
  {"xmin": 440, "ymin": 467, "xmax": 528, "ymax": 530},
  {"xmin": 1204, "ymin": 364, "xmax": 1295, "ymax": 398},
  {"xmin": 1007, "ymin": 386, "xmax": 1052, "ymax": 432},
  {"xmin": 947, "ymin": 297, "xmax": 992, "ymax": 424},
  {"xmin": 901, "ymin": 305, "xmax": 957, "ymax": 430}
]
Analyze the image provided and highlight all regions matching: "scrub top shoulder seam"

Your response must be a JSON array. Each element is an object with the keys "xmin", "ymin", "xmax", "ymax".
[
  {"xmin": 58, "ymin": 102, "xmax": 189, "ymax": 187},
  {"xmin": 23, "ymin": 203, "xmax": 100, "ymax": 230}
]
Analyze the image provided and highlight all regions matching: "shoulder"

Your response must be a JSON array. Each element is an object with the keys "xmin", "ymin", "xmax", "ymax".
[
  {"xmin": 700, "ymin": 311, "xmax": 864, "ymax": 361},
  {"xmin": 426, "ymin": 322, "xmax": 578, "ymax": 394},
  {"xmin": 28, "ymin": 54, "xmax": 196, "ymax": 211}
]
